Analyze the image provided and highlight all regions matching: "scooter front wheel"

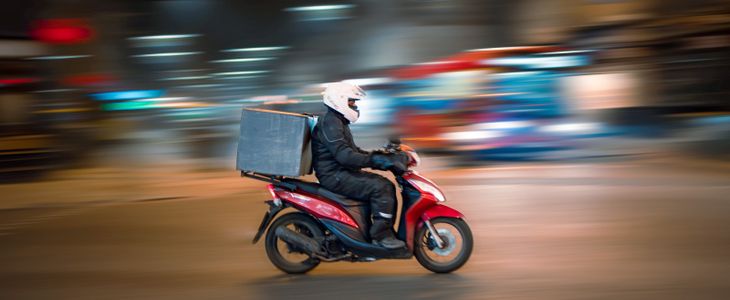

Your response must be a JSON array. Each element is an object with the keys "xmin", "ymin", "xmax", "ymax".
[
  {"xmin": 414, "ymin": 217, "xmax": 473, "ymax": 273},
  {"xmin": 265, "ymin": 212, "xmax": 324, "ymax": 274}
]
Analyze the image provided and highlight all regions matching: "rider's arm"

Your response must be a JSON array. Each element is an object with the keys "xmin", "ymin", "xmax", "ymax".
[{"xmin": 321, "ymin": 117, "xmax": 371, "ymax": 169}]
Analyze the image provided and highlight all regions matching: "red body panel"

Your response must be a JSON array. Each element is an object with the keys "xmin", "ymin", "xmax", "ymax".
[
  {"xmin": 402, "ymin": 172, "xmax": 465, "ymax": 250},
  {"xmin": 274, "ymin": 188, "xmax": 360, "ymax": 229},
  {"xmin": 402, "ymin": 172, "xmax": 439, "ymax": 250}
]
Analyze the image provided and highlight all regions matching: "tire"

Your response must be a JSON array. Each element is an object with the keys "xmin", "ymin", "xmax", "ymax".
[
  {"xmin": 414, "ymin": 217, "xmax": 473, "ymax": 273},
  {"xmin": 265, "ymin": 212, "xmax": 324, "ymax": 274}
]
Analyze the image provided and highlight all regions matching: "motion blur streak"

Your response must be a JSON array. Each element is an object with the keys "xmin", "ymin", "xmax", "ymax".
[{"xmin": 0, "ymin": 0, "xmax": 728, "ymax": 299}]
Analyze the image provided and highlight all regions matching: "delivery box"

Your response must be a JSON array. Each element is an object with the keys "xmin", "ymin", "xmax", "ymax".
[{"xmin": 236, "ymin": 108, "xmax": 314, "ymax": 177}]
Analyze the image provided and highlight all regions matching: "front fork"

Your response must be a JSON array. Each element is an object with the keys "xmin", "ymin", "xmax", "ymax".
[{"xmin": 423, "ymin": 219, "xmax": 446, "ymax": 249}]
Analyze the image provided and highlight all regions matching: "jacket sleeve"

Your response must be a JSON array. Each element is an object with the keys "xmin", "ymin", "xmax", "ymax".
[
  {"xmin": 356, "ymin": 146, "xmax": 370, "ymax": 155},
  {"xmin": 320, "ymin": 117, "xmax": 371, "ymax": 169}
]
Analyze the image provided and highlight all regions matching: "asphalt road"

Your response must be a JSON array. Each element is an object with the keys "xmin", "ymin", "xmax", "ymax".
[{"xmin": 1, "ymin": 154, "xmax": 729, "ymax": 299}]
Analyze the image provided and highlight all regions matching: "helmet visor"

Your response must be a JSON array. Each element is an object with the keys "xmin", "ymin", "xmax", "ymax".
[{"xmin": 347, "ymin": 98, "xmax": 360, "ymax": 111}]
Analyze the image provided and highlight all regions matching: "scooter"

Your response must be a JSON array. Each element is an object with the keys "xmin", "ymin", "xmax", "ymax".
[{"xmin": 244, "ymin": 139, "xmax": 473, "ymax": 273}]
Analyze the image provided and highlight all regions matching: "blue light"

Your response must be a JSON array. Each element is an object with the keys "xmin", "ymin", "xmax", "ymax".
[
  {"xmin": 483, "ymin": 55, "xmax": 590, "ymax": 70},
  {"xmin": 91, "ymin": 90, "xmax": 164, "ymax": 101}
]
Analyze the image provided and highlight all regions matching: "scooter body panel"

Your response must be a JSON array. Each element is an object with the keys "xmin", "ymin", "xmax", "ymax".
[
  {"xmin": 401, "ymin": 171, "xmax": 463, "ymax": 250},
  {"xmin": 320, "ymin": 219, "xmax": 411, "ymax": 259},
  {"xmin": 274, "ymin": 188, "xmax": 360, "ymax": 229}
]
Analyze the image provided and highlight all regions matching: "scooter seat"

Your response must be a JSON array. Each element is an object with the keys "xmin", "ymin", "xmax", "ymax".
[{"xmin": 281, "ymin": 179, "xmax": 364, "ymax": 207}]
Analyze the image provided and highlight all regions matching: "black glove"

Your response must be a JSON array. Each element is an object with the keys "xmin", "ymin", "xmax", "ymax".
[
  {"xmin": 370, "ymin": 152, "xmax": 409, "ymax": 174},
  {"xmin": 370, "ymin": 153, "xmax": 395, "ymax": 171},
  {"xmin": 390, "ymin": 152, "xmax": 409, "ymax": 175}
]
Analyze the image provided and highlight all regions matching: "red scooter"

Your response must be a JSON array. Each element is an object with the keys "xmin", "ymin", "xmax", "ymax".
[{"xmin": 245, "ymin": 139, "xmax": 472, "ymax": 273}]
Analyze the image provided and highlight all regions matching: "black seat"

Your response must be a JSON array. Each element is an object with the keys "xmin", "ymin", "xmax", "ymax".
[{"xmin": 281, "ymin": 179, "xmax": 364, "ymax": 207}]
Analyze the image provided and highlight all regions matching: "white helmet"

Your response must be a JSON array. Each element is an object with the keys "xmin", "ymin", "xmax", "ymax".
[{"xmin": 322, "ymin": 81, "xmax": 366, "ymax": 123}]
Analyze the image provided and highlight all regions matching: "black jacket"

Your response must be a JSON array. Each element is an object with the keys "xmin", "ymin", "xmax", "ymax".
[{"xmin": 312, "ymin": 107, "xmax": 371, "ymax": 183}]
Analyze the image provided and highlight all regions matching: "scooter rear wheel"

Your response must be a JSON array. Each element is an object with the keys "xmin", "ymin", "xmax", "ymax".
[
  {"xmin": 414, "ymin": 217, "xmax": 473, "ymax": 273},
  {"xmin": 265, "ymin": 212, "xmax": 324, "ymax": 274}
]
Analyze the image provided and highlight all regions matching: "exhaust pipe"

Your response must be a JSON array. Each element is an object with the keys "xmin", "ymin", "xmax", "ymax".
[{"xmin": 275, "ymin": 226, "xmax": 325, "ymax": 256}]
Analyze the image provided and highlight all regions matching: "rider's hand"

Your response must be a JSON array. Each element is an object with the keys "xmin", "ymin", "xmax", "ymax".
[
  {"xmin": 369, "ymin": 153, "xmax": 394, "ymax": 171},
  {"xmin": 370, "ymin": 152, "xmax": 409, "ymax": 174},
  {"xmin": 370, "ymin": 149, "xmax": 388, "ymax": 155},
  {"xmin": 390, "ymin": 152, "xmax": 409, "ymax": 175}
]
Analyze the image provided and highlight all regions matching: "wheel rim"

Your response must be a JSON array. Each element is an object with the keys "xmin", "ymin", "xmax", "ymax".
[
  {"xmin": 431, "ymin": 228, "xmax": 458, "ymax": 256},
  {"xmin": 420, "ymin": 222, "xmax": 464, "ymax": 265}
]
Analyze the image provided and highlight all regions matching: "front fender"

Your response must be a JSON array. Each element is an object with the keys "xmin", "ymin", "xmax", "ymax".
[
  {"xmin": 422, "ymin": 204, "xmax": 465, "ymax": 221},
  {"xmin": 409, "ymin": 204, "xmax": 466, "ymax": 251}
]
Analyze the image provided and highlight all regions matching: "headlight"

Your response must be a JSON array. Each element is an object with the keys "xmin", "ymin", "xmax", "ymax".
[{"xmin": 408, "ymin": 178, "xmax": 446, "ymax": 202}]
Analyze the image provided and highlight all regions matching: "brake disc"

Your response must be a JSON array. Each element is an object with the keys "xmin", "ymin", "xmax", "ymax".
[{"xmin": 432, "ymin": 228, "xmax": 457, "ymax": 256}]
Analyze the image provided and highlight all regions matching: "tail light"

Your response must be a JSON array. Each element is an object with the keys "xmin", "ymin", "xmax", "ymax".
[{"xmin": 267, "ymin": 184, "xmax": 282, "ymax": 206}]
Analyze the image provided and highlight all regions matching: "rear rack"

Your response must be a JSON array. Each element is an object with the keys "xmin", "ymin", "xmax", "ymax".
[{"xmin": 240, "ymin": 171, "xmax": 297, "ymax": 190}]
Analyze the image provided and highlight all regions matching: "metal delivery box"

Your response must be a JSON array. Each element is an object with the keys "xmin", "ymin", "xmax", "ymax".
[{"xmin": 236, "ymin": 108, "xmax": 313, "ymax": 177}]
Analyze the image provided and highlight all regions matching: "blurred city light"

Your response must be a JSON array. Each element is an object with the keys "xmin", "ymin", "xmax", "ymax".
[
  {"xmin": 90, "ymin": 90, "xmax": 165, "ymax": 101},
  {"xmin": 177, "ymin": 84, "xmax": 226, "ymax": 89},
  {"xmin": 101, "ymin": 100, "xmax": 156, "ymax": 111},
  {"xmin": 0, "ymin": 78, "xmax": 39, "ymax": 86},
  {"xmin": 284, "ymin": 5, "xmax": 355, "ymax": 12},
  {"xmin": 30, "ymin": 18, "xmax": 93, "ymax": 44},
  {"xmin": 26, "ymin": 54, "xmax": 91, "ymax": 60},
  {"xmin": 540, "ymin": 123, "xmax": 602, "ymax": 134},
  {"xmin": 475, "ymin": 121, "xmax": 534, "ymax": 130},
  {"xmin": 127, "ymin": 34, "xmax": 201, "ymax": 40},
  {"xmin": 131, "ymin": 51, "xmax": 202, "ymax": 58},
  {"xmin": 158, "ymin": 76, "xmax": 212, "ymax": 81},
  {"xmin": 482, "ymin": 55, "xmax": 590, "ymax": 69},
  {"xmin": 145, "ymin": 97, "xmax": 192, "ymax": 102},
  {"xmin": 342, "ymin": 77, "xmax": 392, "ymax": 86},
  {"xmin": 221, "ymin": 46, "xmax": 289, "ymax": 52},
  {"xmin": 210, "ymin": 58, "xmax": 275, "ymax": 63},
  {"xmin": 32, "ymin": 89, "xmax": 77, "ymax": 93},
  {"xmin": 441, "ymin": 130, "xmax": 505, "ymax": 141},
  {"xmin": 212, "ymin": 71, "xmax": 269, "ymax": 76},
  {"xmin": 216, "ymin": 75, "xmax": 264, "ymax": 80}
]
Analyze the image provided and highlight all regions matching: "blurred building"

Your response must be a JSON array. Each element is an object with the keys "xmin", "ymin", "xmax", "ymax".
[{"xmin": 1, "ymin": 0, "xmax": 728, "ymax": 172}]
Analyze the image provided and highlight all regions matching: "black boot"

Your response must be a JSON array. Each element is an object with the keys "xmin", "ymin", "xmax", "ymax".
[{"xmin": 370, "ymin": 218, "xmax": 406, "ymax": 249}]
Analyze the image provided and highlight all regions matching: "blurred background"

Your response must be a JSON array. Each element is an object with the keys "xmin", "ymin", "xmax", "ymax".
[{"xmin": 1, "ymin": 1, "xmax": 729, "ymax": 299}]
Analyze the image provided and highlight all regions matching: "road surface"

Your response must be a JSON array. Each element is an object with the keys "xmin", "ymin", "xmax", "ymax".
[{"xmin": 1, "ymin": 154, "xmax": 729, "ymax": 299}]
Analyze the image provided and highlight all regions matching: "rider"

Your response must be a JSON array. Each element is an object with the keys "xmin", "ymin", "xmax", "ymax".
[{"xmin": 311, "ymin": 81, "xmax": 408, "ymax": 249}]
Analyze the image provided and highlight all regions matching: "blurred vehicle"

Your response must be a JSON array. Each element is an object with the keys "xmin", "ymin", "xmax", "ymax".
[
  {"xmin": 0, "ymin": 36, "xmax": 109, "ymax": 179},
  {"xmin": 391, "ymin": 46, "xmax": 605, "ymax": 160},
  {"xmin": 566, "ymin": 8, "xmax": 730, "ymax": 138},
  {"xmin": 0, "ymin": 54, "xmax": 58, "ymax": 178}
]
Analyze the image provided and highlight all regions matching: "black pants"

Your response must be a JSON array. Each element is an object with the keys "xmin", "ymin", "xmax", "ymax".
[{"xmin": 319, "ymin": 170, "xmax": 396, "ymax": 220}]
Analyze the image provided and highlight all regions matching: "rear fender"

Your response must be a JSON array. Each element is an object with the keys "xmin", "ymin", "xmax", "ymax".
[{"xmin": 252, "ymin": 200, "xmax": 285, "ymax": 244}]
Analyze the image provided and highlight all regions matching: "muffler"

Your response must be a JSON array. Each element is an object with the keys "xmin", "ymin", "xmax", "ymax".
[{"xmin": 275, "ymin": 226, "xmax": 325, "ymax": 256}]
